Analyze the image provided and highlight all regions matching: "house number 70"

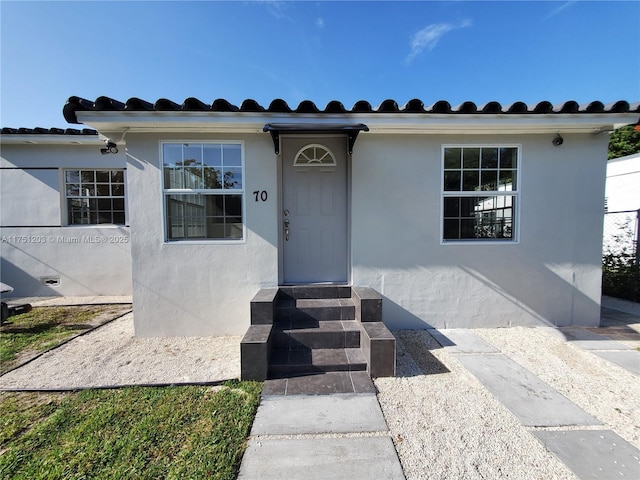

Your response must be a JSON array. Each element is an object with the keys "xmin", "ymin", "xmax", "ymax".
[{"xmin": 253, "ymin": 190, "xmax": 268, "ymax": 202}]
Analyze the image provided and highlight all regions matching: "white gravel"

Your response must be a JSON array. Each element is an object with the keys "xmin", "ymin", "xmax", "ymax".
[
  {"xmin": 375, "ymin": 327, "xmax": 640, "ymax": 479},
  {"xmin": 0, "ymin": 313, "xmax": 241, "ymax": 389}
]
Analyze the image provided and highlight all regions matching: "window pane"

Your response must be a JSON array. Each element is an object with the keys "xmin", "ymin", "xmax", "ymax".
[
  {"xmin": 111, "ymin": 183, "xmax": 125, "ymax": 196},
  {"xmin": 183, "ymin": 144, "xmax": 202, "ymax": 167},
  {"xmin": 481, "ymin": 148, "xmax": 498, "ymax": 168},
  {"xmin": 500, "ymin": 148, "xmax": 517, "ymax": 169},
  {"xmin": 443, "ymin": 197, "xmax": 460, "ymax": 217},
  {"xmin": 206, "ymin": 217, "xmax": 225, "ymax": 239},
  {"xmin": 223, "ymin": 168, "xmax": 243, "ymax": 189},
  {"xmin": 222, "ymin": 144, "xmax": 242, "ymax": 166},
  {"xmin": 205, "ymin": 195, "xmax": 224, "ymax": 216},
  {"xmin": 444, "ymin": 148, "xmax": 461, "ymax": 169},
  {"xmin": 225, "ymin": 218, "xmax": 243, "ymax": 239},
  {"xmin": 113, "ymin": 212, "xmax": 125, "ymax": 225},
  {"xmin": 67, "ymin": 184, "xmax": 80, "ymax": 196},
  {"xmin": 225, "ymin": 195, "xmax": 242, "ymax": 216},
  {"xmin": 97, "ymin": 211, "xmax": 113, "ymax": 224},
  {"xmin": 96, "ymin": 170, "xmax": 110, "ymax": 183},
  {"xmin": 184, "ymin": 166, "xmax": 203, "ymax": 189},
  {"xmin": 443, "ymin": 219, "xmax": 459, "ymax": 239},
  {"xmin": 113, "ymin": 198, "xmax": 125, "ymax": 210},
  {"xmin": 163, "ymin": 144, "xmax": 184, "ymax": 189},
  {"xmin": 462, "ymin": 170, "xmax": 480, "ymax": 191},
  {"xmin": 66, "ymin": 170, "xmax": 79, "ymax": 183},
  {"xmin": 462, "ymin": 148, "xmax": 480, "ymax": 169},
  {"xmin": 480, "ymin": 170, "xmax": 498, "ymax": 191},
  {"xmin": 97, "ymin": 198, "xmax": 111, "ymax": 210},
  {"xmin": 203, "ymin": 144, "xmax": 222, "ymax": 166},
  {"xmin": 499, "ymin": 170, "xmax": 516, "ymax": 191},
  {"xmin": 460, "ymin": 219, "xmax": 475, "ymax": 238},
  {"xmin": 96, "ymin": 184, "xmax": 110, "ymax": 196},
  {"xmin": 164, "ymin": 166, "xmax": 184, "ymax": 189},
  {"xmin": 111, "ymin": 170, "xmax": 124, "ymax": 182},
  {"xmin": 81, "ymin": 171, "xmax": 95, "ymax": 183},
  {"xmin": 203, "ymin": 167, "xmax": 222, "ymax": 189},
  {"xmin": 444, "ymin": 171, "xmax": 461, "ymax": 191},
  {"xmin": 80, "ymin": 184, "xmax": 95, "ymax": 196},
  {"xmin": 163, "ymin": 144, "xmax": 183, "ymax": 168}
]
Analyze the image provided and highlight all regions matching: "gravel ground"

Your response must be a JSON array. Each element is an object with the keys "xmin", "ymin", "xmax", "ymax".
[
  {"xmin": 0, "ymin": 313, "xmax": 241, "ymax": 389},
  {"xmin": 375, "ymin": 330, "xmax": 578, "ymax": 480},
  {"xmin": 2, "ymin": 303, "xmax": 638, "ymax": 479}
]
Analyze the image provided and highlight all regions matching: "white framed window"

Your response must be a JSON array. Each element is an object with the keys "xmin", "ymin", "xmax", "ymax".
[
  {"xmin": 442, "ymin": 145, "xmax": 519, "ymax": 242},
  {"xmin": 162, "ymin": 142, "xmax": 244, "ymax": 241},
  {"xmin": 64, "ymin": 169, "xmax": 126, "ymax": 225}
]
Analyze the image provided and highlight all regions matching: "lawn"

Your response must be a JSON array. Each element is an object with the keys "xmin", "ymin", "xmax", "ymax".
[
  {"xmin": 0, "ymin": 305, "xmax": 130, "ymax": 373},
  {"xmin": 0, "ymin": 381, "xmax": 262, "ymax": 479}
]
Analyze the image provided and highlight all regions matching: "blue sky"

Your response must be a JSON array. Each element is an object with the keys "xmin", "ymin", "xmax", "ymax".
[{"xmin": 1, "ymin": 0, "xmax": 639, "ymax": 128}]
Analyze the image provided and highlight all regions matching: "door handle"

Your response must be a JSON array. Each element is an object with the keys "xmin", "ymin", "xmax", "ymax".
[{"xmin": 284, "ymin": 218, "xmax": 290, "ymax": 241}]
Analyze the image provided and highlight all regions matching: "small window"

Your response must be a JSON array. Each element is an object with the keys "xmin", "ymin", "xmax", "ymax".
[
  {"xmin": 442, "ymin": 146, "xmax": 519, "ymax": 242},
  {"xmin": 64, "ymin": 169, "xmax": 126, "ymax": 225},
  {"xmin": 162, "ymin": 142, "xmax": 244, "ymax": 241},
  {"xmin": 294, "ymin": 144, "xmax": 336, "ymax": 166}
]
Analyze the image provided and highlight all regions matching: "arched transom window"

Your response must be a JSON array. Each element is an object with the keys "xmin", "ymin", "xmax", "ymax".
[{"xmin": 293, "ymin": 144, "xmax": 336, "ymax": 167}]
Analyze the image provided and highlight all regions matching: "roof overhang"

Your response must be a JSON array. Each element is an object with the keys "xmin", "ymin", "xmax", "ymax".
[
  {"xmin": 263, "ymin": 123, "xmax": 369, "ymax": 154},
  {"xmin": 72, "ymin": 110, "xmax": 640, "ymax": 142}
]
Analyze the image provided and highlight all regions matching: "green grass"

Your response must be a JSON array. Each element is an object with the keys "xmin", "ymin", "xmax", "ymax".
[
  {"xmin": 0, "ymin": 306, "xmax": 114, "ymax": 371},
  {"xmin": 0, "ymin": 381, "xmax": 262, "ymax": 479}
]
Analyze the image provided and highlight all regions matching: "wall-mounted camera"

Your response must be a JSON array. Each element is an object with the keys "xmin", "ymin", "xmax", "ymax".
[{"xmin": 100, "ymin": 140, "xmax": 118, "ymax": 155}]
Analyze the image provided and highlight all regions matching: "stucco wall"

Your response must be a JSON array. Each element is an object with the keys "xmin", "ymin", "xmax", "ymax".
[
  {"xmin": 351, "ymin": 133, "xmax": 608, "ymax": 329},
  {"xmin": 0, "ymin": 143, "xmax": 132, "ymax": 296},
  {"xmin": 126, "ymin": 130, "xmax": 607, "ymax": 336},
  {"xmin": 124, "ymin": 133, "xmax": 278, "ymax": 336}
]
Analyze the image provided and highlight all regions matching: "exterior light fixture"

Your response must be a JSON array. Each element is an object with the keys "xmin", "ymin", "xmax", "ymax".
[
  {"xmin": 100, "ymin": 140, "xmax": 118, "ymax": 155},
  {"xmin": 552, "ymin": 134, "xmax": 564, "ymax": 146}
]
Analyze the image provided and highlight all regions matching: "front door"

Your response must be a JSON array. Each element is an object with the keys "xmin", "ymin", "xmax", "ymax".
[{"xmin": 281, "ymin": 136, "xmax": 348, "ymax": 284}]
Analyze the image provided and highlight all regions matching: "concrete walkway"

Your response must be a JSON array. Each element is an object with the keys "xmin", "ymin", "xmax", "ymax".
[
  {"xmin": 431, "ymin": 325, "xmax": 640, "ymax": 480},
  {"xmin": 238, "ymin": 389, "xmax": 405, "ymax": 479}
]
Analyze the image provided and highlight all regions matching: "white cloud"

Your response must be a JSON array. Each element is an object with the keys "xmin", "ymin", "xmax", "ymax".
[
  {"xmin": 546, "ymin": 1, "xmax": 577, "ymax": 19},
  {"xmin": 406, "ymin": 19, "xmax": 473, "ymax": 63},
  {"xmin": 316, "ymin": 17, "xmax": 324, "ymax": 28}
]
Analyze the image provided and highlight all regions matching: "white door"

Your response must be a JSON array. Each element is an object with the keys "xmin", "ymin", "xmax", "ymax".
[{"xmin": 282, "ymin": 137, "xmax": 348, "ymax": 284}]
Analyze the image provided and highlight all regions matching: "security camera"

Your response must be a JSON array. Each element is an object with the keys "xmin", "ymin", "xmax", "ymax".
[
  {"xmin": 552, "ymin": 134, "xmax": 564, "ymax": 146},
  {"xmin": 100, "ymin": 140, "xmax": 118, "ymax": 155}
]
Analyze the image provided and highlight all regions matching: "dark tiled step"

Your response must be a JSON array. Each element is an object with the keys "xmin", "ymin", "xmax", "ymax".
[
  {"xmin": 272, "ymin": 320, "xmax": 361, "ymax": 350},
  {"xmin": 269, "ymin": 348, "xmax": 367, "ymax": 376},
  {"xmin": 278, "ymin": 285, "xmax": 352, "ymax": 300},
  {"xmin": 263, "ymin": 371, "xmax": 376, "ymax": 395},
  {"xmin": 275, "ymin": 298, "xmax": 356, "ymax": 321}
]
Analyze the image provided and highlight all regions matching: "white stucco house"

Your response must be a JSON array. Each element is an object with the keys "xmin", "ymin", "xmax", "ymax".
[
  {"xmin": 1, "ymin": 98, "xmax": 638, "ymax": 338},
  {"xmin": 1, "ymin": 128, "xmax": 132, "ymax": 297}
]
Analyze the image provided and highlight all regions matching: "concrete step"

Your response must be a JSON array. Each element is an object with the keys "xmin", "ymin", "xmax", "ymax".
[
  {"xmin": 269, "ymin": 348, "xmax": 367, "ymax": 376},
  {"xmin": 273, "ymin": 320, "xmax": 361, "ymax": 350}
]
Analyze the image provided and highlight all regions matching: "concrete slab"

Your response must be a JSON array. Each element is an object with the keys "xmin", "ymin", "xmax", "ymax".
[
  {"xmin": 559, "ymin": 327, "xmax": 633, "ymax": 350},
  {"xmin": 532, "ymin": 430, "xmax": 640, "ymax": 480},
  {"xmin": 251, "ymin": 393, "xmax": 388, "ymax": 435},
  {"xmin": 455, "ymin": 354, "xmax": 600, "ymax": 427},
  {"xmin": 428, "ymin": 329, "xmax": 500, "ymax": 353},
  {"xmin": 592, "ymin": 351, "xmax": 640, "ymax": 375},
  {"xmin": 238, "ymin": 436, "xmax": 405, "ymax": 480}
]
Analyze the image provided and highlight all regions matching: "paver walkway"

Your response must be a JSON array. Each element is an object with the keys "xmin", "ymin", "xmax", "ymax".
[
  {"xmin": 431, "ymin": 327, "xmax": 640, "ymax": 480},
  {"xmin": 238, "ymin": 374, "xmax": 405, "ymax": 480}
]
